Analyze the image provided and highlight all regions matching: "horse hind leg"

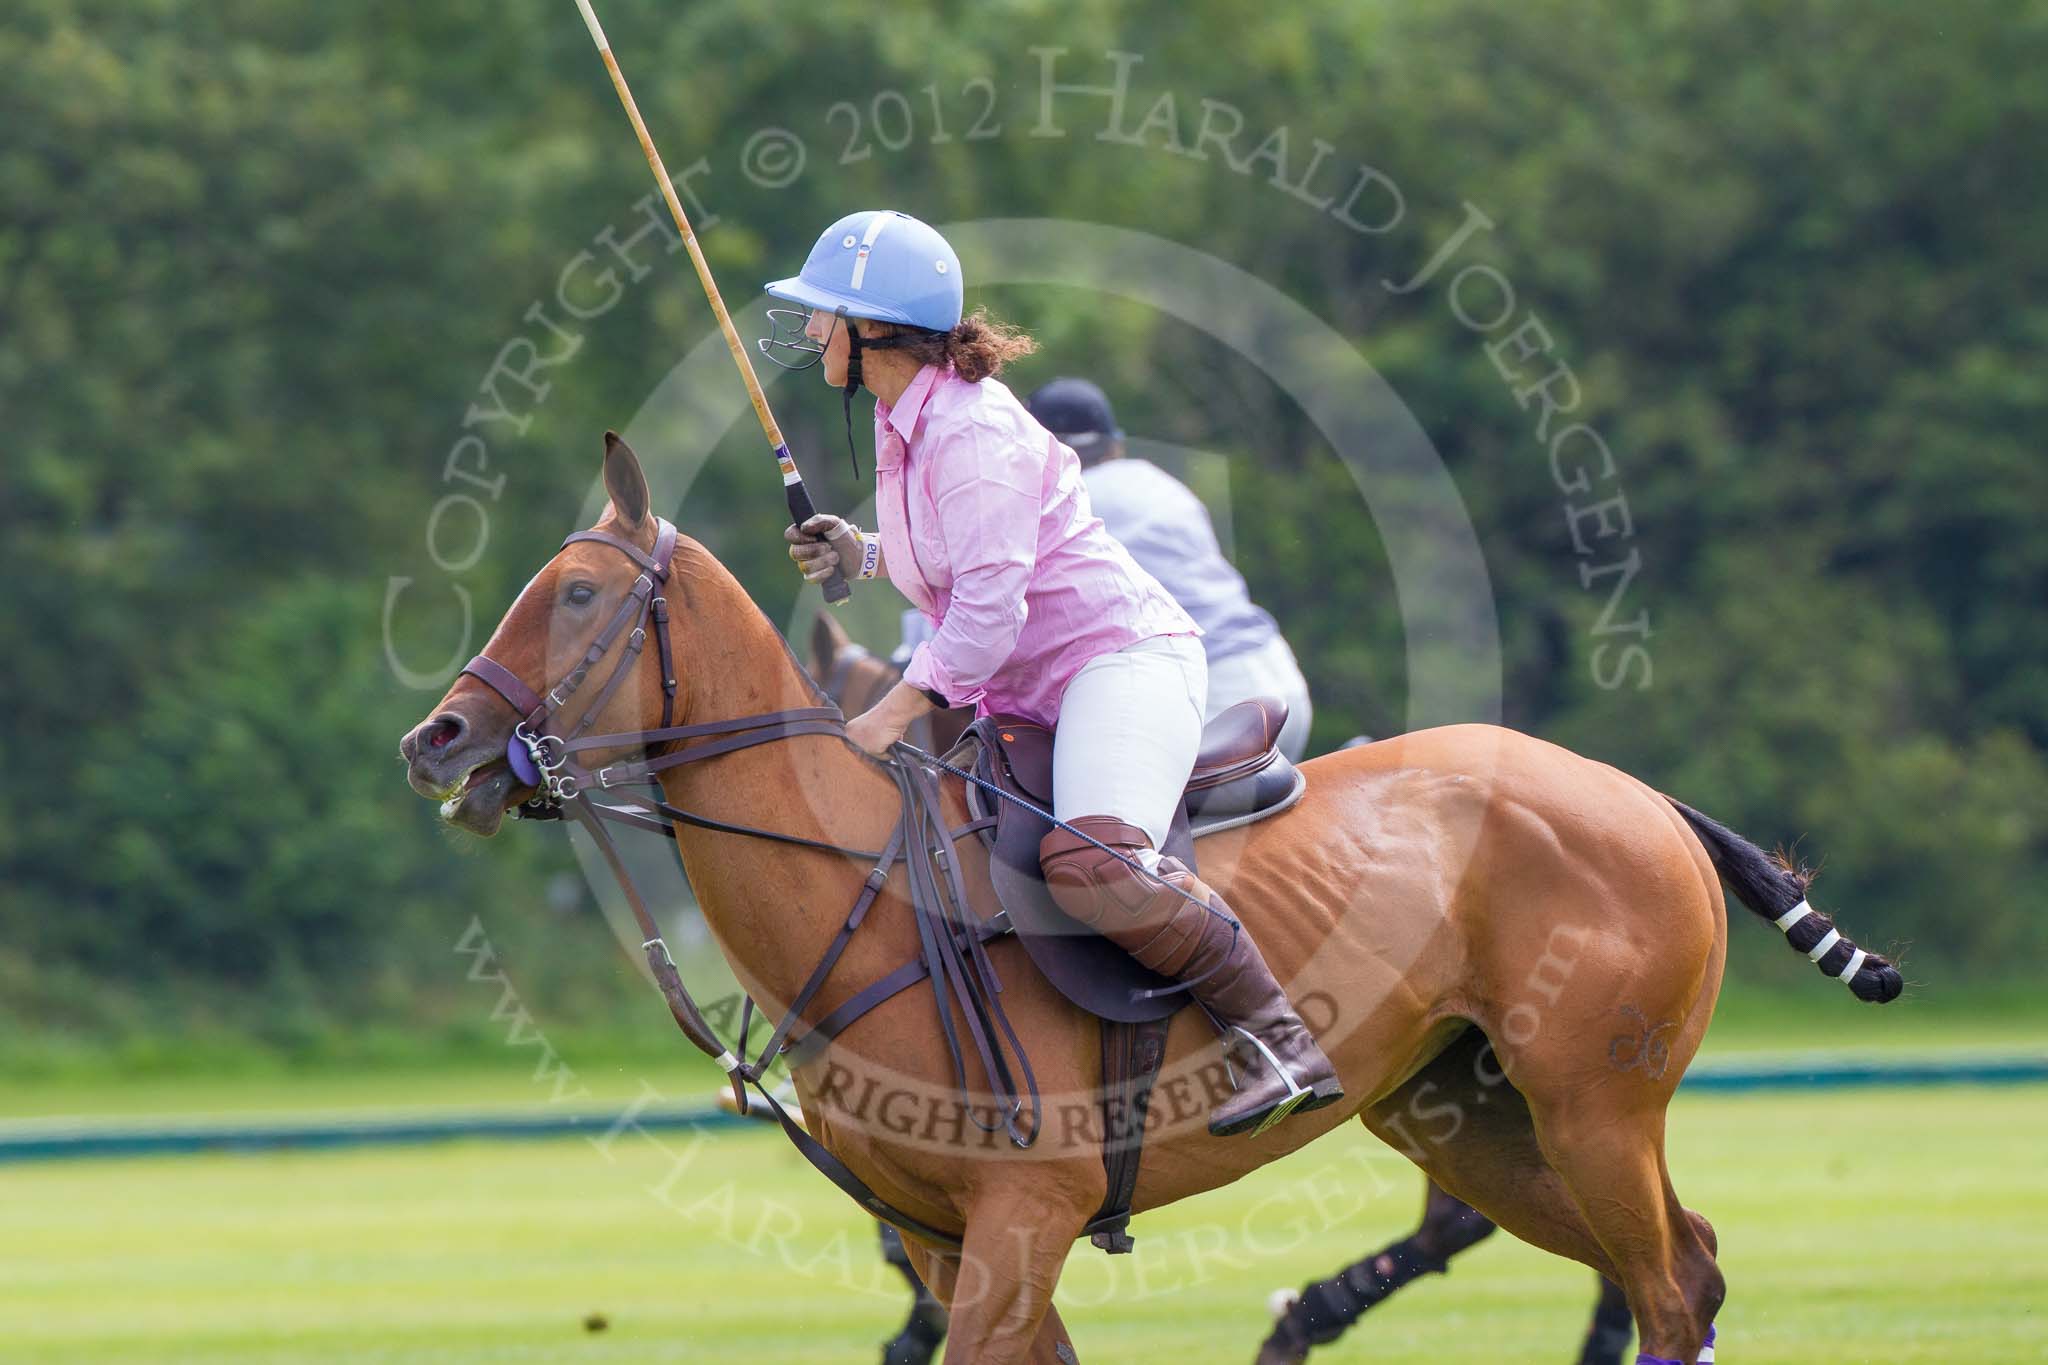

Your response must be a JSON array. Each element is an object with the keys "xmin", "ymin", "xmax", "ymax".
[
  {"xmin": 1524, "ymin": 1088, "xmax": 1721, "ymax": 1364},
  {"xmin": 1503, "ymin": 922, "xmax": 1725, "ymax": 1358},
  {"xmin": 1338, "ymin": 1026, "xmax": 1633, "ymax": 1354},
  {"xmin": 1358, "ymin": 1030, "xmax": 1714, "ymax": 1362},
  {"xmin": 1360, "ymin": 1027, "xmax": 1619, "ymax": 1274}
]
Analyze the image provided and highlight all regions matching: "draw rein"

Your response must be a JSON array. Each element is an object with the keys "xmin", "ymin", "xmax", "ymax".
[{"xmin": 457, "ymin": 518, "xmax": 1023, "ymax": 1250}]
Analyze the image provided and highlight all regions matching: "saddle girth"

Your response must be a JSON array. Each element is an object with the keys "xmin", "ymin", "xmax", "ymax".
[{"xmin": 1084, "ymin": 1014, "xmax": 1173, "ymax": 1254}]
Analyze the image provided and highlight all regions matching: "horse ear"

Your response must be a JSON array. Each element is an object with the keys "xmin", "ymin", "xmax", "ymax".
[
  {"xmin": 602, "ymin": 431, "xmax": 650, "ymax": 528},
  {"xmin": 811, "ymin": 610, "xmax": 851, "ymax": 675}
]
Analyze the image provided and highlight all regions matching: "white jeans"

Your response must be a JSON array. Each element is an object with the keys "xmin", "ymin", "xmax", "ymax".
[
  {"xmin": 1204, "ymin": 633, "xmax": 1313, "ymax": 762},
  {"xmin": 1052, "ymin": 633, "xmax": 1208, "ymax": 850}
]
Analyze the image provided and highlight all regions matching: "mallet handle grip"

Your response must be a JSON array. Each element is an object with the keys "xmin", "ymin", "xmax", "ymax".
[{"xmin": 573, "ymin": 0, "xmax": 851, "ymax": 605}]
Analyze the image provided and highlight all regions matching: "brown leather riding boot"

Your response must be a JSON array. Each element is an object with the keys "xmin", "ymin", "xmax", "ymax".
[{"xmin": 1041, "ymin": 816, "xmax": 1343, "ymax": 1138}]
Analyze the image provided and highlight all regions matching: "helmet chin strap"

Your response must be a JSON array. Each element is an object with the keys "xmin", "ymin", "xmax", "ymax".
[
  {"xmin": 839, "ymin": 310, "xmax": 864, "ymax": 480},
  {"xmin": 837, "ymin": 309, "xmax": 924, "ymax": 480}
]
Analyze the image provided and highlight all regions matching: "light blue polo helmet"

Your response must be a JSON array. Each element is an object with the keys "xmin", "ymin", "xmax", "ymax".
[
  {"xmin": 764, "ymin": 209, "xmax": 963, "ymax": 332},
  {"xmin": 760, "ymin": 211, "xmax": 965, "ymax": 476}
]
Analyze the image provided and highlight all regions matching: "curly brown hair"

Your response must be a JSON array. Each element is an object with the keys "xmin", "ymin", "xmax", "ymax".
[{"xmin": 862, "ymin": 307, "xmax": 1038, "ymax": 383}]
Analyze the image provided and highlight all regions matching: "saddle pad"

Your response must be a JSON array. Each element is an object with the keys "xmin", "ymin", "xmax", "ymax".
[{"xmin": 974, "ymin": 720, "xmax": 1186, "ymax": 1025}]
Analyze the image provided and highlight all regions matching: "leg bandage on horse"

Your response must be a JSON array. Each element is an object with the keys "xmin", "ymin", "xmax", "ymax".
[
  {"xmin": 1040, "ymin": 816, "xmax": 1343, "ymax": 1137},
  {"xmin": 1631, "ymin": 1330, "xmax": 1712, "ymax": 1365},
  {"xmin": 1274, "ymin": 1233, "xmax": 1455, "ymax": 1351}
]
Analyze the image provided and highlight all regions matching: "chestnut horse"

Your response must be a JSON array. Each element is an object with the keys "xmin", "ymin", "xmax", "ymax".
[{"xmin": 402, "ymin": 436, "xmax": 1900, "ymax": 1365}]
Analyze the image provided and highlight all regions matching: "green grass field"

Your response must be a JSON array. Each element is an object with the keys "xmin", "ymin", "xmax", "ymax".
[
  {"xmin": 6, "ymin": 974, "xmax": 2043, "ymax": 1120},
  {"xmin": 4, "ymin": 1081, "xmax": 2044, "ymax": 1364}
]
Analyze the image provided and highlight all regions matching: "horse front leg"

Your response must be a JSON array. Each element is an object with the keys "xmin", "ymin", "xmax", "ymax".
[{"xmin": 939, "ymin": 1191, "xmax": 1090, "ymax": 1365}]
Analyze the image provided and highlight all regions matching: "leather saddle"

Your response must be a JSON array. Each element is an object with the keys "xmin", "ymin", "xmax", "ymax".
[{"xmin": 961, "ymin": 696, "xmax": 1307, "ymax": 1024}]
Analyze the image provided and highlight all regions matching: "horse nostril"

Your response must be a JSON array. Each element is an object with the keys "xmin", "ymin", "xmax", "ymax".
[{"xmin": 421, "ymin": 714, "xmax": 466, "ymax": 752}]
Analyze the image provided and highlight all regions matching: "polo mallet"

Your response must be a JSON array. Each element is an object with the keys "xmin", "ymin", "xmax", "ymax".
[{"xmin": 570, "ymin": 0, "xmax": 851, "ymax": 605}]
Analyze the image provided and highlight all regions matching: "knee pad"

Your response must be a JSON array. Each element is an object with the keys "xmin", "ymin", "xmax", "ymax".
[
  {"xmin": 1040, "ymin": 817, "xmax": 1214, "ymax": 974},
  {"xmin": 1038, "ymin": 817, "xmax": 1165, "ymax": 926}
]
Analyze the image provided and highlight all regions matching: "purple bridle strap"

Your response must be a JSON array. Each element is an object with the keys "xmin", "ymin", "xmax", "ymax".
[
  {"xmin": 458, "ymin": 656, "xmax": 548, "ymax": 784},
  {"xmin": 461, "ymin": 654, "xmax": 545, "ymax": 724},
  {"xmin": 562, "ymin": 525, "xmax": 670, "ymax": 575}
]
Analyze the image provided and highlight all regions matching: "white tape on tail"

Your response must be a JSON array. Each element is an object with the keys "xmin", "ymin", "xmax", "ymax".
[
  {"xmin": 1806, "ymin": 927, "xmax": 1842, "ymax": 963},
  {"xmin": 1774, "ymin": 898, "xmax": 1816, "ymax": 933},
  {"xmin": 1837, "ymin": 947, "xmax": 1868, "ymax": 983}
]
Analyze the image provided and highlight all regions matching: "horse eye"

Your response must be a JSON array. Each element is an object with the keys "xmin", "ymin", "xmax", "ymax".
[{"xmin": 565, "ymin": 582, "xmax": 596, "ymax": 607}]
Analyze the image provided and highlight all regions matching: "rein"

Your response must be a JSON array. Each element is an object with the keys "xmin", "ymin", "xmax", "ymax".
[{"xmin": 456, "ymin": 517, "xmax": 1024, "ymax": 1249}]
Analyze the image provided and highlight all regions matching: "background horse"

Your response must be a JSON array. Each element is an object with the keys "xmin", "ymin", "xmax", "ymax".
[{"xmin": 401, "ymin": 435, "xmax": 1901, "ymax": 1365}]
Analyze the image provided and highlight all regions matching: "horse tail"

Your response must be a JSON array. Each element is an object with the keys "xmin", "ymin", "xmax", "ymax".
[{"xmin": 1664, "ymin": 798, "xmax": 1903, "ymax": 1003}]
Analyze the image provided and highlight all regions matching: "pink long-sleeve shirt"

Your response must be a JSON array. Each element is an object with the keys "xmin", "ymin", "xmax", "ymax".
[{"xmin": 875, "ymin": 364, "xmax": 1197, "ymax": 726}]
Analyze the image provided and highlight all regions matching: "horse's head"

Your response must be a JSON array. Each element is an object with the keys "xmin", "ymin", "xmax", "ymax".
[
  {"xmin": 809, "ymin": 609, "xmax": 973, "ymax": 755},
  {"xmin": 808, "ymin": 611, "xmax": 897, "ymax": 718},
  {"xmin": 399, "ymin": 432, "xmax": 681, "ymax": 836}
]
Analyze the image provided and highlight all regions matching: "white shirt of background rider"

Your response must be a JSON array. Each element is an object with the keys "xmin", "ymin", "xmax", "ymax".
[
  {"xmin": 1079, "ymin": 456, "xmax": 1280, "ymax": 665},
  {"xmin": 1079, "ymin": 453, "xmax": 1315, "ymax": 760}
]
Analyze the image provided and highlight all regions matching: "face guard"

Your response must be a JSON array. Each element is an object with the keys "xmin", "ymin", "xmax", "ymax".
[
  {"xmin": 757, "ymin": 306, "xmax": 927, "ymax": 480},
  {"xmin": 757, "ymin": 308, "xmax": 828, "ymax": 371}
]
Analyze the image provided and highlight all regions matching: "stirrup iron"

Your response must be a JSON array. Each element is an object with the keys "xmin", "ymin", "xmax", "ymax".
[{"xmin": 1226, "ymin": 1024, "xmax": 1314, "ymax": 1136}]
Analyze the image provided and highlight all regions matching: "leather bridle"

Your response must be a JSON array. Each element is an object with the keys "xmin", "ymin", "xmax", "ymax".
[
  {"xmin": 454, "ymin": 516, "xmax": 1024, "ymax": 1250},
  {"xmin": 463, "ymin": 519, "xmax": 681, "ymax": 802}
]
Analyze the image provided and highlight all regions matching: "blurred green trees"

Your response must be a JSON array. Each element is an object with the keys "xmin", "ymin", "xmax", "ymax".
[{"xmin": 3, "ymin": 0, "xmax": 2043, "ymax": 1060}]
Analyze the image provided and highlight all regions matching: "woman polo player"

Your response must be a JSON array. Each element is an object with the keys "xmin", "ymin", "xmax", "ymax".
[{"xmin": 759, "ymin": 210, "xmax": 1340, "ymax": 1137}]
